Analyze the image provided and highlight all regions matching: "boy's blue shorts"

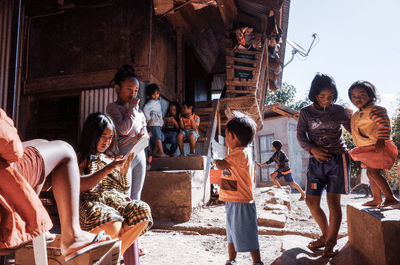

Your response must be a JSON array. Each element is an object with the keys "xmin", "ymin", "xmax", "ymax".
[
  {"xmin": 180, "ymin": 129, "xmax": 199, "ymax": 141},
  {"xmin": 276, "ymin": 171, "xmax": 294, "ymax": 182},
  {"xmin": 225, "ymin": 202, "xmax": 260, "ymax": 252},
  {"xmin": 306, "ymin": 153, "xmax": 350, "ymax": 196}
]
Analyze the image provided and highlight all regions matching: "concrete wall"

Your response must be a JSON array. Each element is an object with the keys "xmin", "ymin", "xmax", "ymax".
[{"xmin": 255, "ymin": 117, "xmax": 308, "ymax": 187}]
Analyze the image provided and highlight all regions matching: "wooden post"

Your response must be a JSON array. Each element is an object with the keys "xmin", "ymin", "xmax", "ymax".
[{"xmin": 176, "ymin": 30, "xmax": 184, "ymax": 104}]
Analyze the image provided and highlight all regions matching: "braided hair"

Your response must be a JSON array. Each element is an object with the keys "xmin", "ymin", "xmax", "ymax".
[{"xmin": 111, "ymin": 64, "xmax": 138, "ymax": 87}]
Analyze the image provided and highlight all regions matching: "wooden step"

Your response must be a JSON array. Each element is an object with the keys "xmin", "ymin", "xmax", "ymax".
[
  {"xmin": 226, "ymin": 56, "xmax": 257, "ymax": 65},
  {"xmin": 226, "ymin": 64, "xmax": 257, "ymax": 71},
  {"xmin": 225, "ymin": 79, "xmax": 258, "ymax": 87},
  {"xmin": 225, "ymin": 48, "xmax": 262, "ymax": 57},
  {"xmin": 226, "ymin": 89, "xmax": 256, "ymax": 95}
]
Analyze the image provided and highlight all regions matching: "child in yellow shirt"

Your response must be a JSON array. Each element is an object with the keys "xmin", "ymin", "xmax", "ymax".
[{"xmin": 214, "ymin": 112, "xmax": 263, "ymax": 265}]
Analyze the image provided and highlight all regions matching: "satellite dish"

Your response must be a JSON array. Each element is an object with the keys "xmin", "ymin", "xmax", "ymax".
[{"xmin": 284, "ymin": 33, "xmax": 318, "ymax": 68}]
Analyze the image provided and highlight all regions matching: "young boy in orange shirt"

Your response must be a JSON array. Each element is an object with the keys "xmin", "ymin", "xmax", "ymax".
[
  {"xmin": 214, "ymin": 112, "xmax": 263, "ymax": 265},
  {"xmin": 177, "ymin": 101, "xmax": 200, "ymax": 156}
]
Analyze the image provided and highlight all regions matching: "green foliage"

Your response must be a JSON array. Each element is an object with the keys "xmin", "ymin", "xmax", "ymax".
[
  {"xmin": 391, "ymin": 97, "xmax": 400, "ymax": 150},
  {"xmin": 387, "ymin": 158, "xmax": 399, "ymax": 192},
  {"xmin": 265, "ymin": 82, "xmax": 311, "ymax": 111},
  {"xmin": 343, "ymin": 130, "xmax": 361, "ymax": 179}
]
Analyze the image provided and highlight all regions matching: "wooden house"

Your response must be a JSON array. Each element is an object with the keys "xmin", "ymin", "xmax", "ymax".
[{"xmin": 0, "ymin": 0, "xmax": 290, "ymax": 222}]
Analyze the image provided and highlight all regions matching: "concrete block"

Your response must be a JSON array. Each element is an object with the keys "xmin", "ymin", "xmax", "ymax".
[
  {"xmin": 347, "ymin": 203, "xmax": 400, "ymax": 265},
  {"xmin": 150, "ymin": 156, "xmax": 206, "ymax": 171},
  {"xmin": 141, "ymin": 170, "xmax": 210, "ymax": 222}
]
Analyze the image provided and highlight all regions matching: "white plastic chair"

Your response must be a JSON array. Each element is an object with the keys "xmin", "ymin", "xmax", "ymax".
[{"xmin": 32, "ymin": 233, "xmax": 48, "ymax": 265}]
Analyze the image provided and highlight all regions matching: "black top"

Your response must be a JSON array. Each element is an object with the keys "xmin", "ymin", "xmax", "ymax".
[
  {"xmin": 265, "ymin": 150, "xmax": 290, "ymax": 172},
  {"xmin": 164, "ymin": 115, "xmax": 180, "ymax": 132}
]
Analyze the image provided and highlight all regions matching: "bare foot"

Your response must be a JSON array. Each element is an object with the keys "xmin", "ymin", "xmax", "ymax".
[
  {"xmin": 60, "ymin": 230, "xmax": 111, "ymax": 256},
  {"xmin": 380, "ymin": 198, "xmax": 400, "ymax": 208},
  {"xmin": 362, "ymin": 200, "xmax": 382, "ymax": 207}
]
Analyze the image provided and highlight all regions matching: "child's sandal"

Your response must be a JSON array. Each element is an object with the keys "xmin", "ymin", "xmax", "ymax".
[
  {"xmin": 225, "ymin": 260, "xmax": 237, "ymax": 265},
  {"xmin": 307, "ymin": 237, "xmax": 326, "ymax": 251},
  {"xmin": 322, "ymin": 240, "xmax": 339, "ymax": 257}
]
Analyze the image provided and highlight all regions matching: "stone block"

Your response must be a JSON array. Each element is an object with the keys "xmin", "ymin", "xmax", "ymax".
[
  {"xmin": 347, "ymin": 203, "xmax": 400, "ymax": 265},
  {"xmin": 141, "ymin": 170, "xmax": 210, "ymax": 222},
  {"xmin": 150, "ymin": 156, "xmax": 206, "ymax": 171},
  {"xmin": 257, "ymin": 211, "xmax": 286, "ymax": 228}
]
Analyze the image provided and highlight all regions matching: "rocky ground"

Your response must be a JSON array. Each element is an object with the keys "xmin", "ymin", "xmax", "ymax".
[{"xmin": 139, "ymin": 187, "xmax": 385, "ymax": 265}]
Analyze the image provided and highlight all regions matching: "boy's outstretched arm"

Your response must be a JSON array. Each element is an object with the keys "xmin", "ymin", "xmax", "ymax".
[{"xmin": 214, "ymin": 159, "xmax": 231, "ymax": 170}]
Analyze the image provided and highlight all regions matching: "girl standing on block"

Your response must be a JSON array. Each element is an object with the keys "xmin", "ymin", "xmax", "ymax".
[
  {"xmin": 106, "ymin": 65, "xmax": 148, "ymax": 264},
  {"xmin": 297, "ymin": 73, "xmax": 351, "ymax": 257},
  {"xmin": 77, "ymin": 113, "xmax": 152, "ymax": 256},
  {"xmin": 348, "ymin": 80, "xmax": 399, "ymax": 207}
]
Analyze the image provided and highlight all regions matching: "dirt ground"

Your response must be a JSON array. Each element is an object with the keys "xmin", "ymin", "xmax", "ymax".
[{"xmin": 139, "ymin": 188, "xmax": 384, "ymax": 265}]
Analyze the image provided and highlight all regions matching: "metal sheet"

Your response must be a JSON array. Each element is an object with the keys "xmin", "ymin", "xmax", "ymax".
[{"xmin": 79, "ymin": 87, "xmax": 116, "ymax": 128}]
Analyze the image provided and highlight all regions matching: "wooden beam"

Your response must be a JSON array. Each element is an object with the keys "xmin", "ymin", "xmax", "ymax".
[
  {"xmin": 25, "ymin": 67, "xmax": 150, "ymax": 95},
  {"xmin": 215, "ymin": 0, "xmax": 237, "ymax": 30},
  {"xmin": 153, "ymin": 0, "xmax": 174, "ymax": 15},
  {"xmin": 176, "ymin": 31, "xmax": 184, "ymax": 104}
]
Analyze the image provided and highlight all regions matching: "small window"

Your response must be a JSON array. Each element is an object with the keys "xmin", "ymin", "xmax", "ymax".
[{"xmin": 259, "ymin": 134, "xmax": 275, "ymax": 183}]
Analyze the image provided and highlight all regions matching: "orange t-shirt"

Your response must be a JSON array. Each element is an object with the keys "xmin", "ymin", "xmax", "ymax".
[
  {"xmin": 218, "ymin": 147, "xmax": 255, "ymax": 203},
  {"xmin": 181, "ymin": 113, "xmax": 200, "ymax": 131}
]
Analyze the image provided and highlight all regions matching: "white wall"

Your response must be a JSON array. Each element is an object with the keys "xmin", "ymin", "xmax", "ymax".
[{"xmin": 255, "ymin": 116, "xmax": 309, "ymax": 187}]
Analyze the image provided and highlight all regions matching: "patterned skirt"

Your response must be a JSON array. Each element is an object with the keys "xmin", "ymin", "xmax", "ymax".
[{"xmin": 79, "ymin": 189, "xmax": 152, "ymax": 235}]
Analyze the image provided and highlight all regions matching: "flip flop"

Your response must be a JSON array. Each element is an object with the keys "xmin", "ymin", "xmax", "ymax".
[{"xmin": 64, "ymin": 231, "xmax": 118, "ymax": 262}]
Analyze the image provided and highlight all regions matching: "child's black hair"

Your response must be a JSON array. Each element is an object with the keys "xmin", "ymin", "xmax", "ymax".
[
  {"xmin": 308, "ymin": 73, "xmax": 338, "ymax": 103},
  {"xmin": 183, "ymin": 101, "xmax": 195, "ymax": 112},
  {"xmin": 226, "ymin": 111, "xmax": 257, "ymax": 147},
  {"xmin": 272, "ymin": 140, "xmax": 282, "ymax": 151},
  {"xmin": 167, "ymin": 101, "xmax": 181, "ymax": 117},
  {"xmin": 111, "ymin": 64, "xmax": 138, "ymax": 87},
  {"xmin": 77, "ymin": 112, "xmax": 118, "ymax": 165},
  {"xmin": 146, "ymin": 83, "xmax": 160, "ymax": 99},
  {"xmin": 348, "ymin": 80, "xmax": 377, "ymax": 103}
]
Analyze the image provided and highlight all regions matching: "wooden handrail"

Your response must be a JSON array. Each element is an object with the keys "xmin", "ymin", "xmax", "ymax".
[{"xmin": 202, "ymin": 99, "xmax": 220, "ymax": 157}]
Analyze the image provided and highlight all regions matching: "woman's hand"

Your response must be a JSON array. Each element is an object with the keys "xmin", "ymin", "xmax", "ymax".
[
  {"xmin": 375, "ymin": 139, "xmax": 386, "ymax": 152},
  {"xmin": 120, "ymin": 153, "xmax": 135, "ymax": 174},
  {"xmin": 256, "ymin": 163, "xmax": 263, "ymax": 168},
  {"xmin": 310, "ymin": 146, "xmax": 331, "ymax": 163},
  {"xmin": 106, "ymin": 155, "xmax": 127, "ymax": 172}
]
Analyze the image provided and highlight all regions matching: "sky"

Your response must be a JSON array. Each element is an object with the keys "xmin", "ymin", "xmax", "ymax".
[{"xmin": 282, "ymin": 0, "xmax": 400, "ymax": 117}]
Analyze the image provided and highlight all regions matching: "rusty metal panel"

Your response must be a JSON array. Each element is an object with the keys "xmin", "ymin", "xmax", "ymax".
[{"xmin": 79, "ymin": 87, "xmax": 117, "ymax": 128}]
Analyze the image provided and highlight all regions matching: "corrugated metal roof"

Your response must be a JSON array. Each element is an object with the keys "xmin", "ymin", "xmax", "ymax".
[{"xmin": 234, "ymin": 0, "xmax": 283, "ymax": 17}]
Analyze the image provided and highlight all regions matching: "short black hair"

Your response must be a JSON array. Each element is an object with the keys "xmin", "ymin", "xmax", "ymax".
[
  {"xmin": 226, "ymin": 111, "xmax": 257, "ymax": 147},
  {"xmin": 308, "ymin": 73, "xmax": 338, "ymax": 103},
  {"xmin": 272, "ymin": 140, "xmax": 282, "ymax": 150},
  {"xmin": 183, "ymin": 101, "xmax": 195, "ymax": 112},
  {"xmin": 167, "ymin": 101, "xmax": 181, "ymax": 116},
  {"xmin": 348, "ymin": 80, "xmax": 377, "ymax": 103},
  {"xmin": 146, "ymin": 83, "xmax": 160, "ymax": 98}
]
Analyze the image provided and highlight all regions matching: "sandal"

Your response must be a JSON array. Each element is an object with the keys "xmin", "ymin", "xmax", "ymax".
[
  {"xmin": 322, "ymin": 240, "xmax": 339, "ymax": 257},
  {"xmin": 64, "ymin": 231, "xmax": 118, "ymax": 262},
  {"xmin": 307, "ymin": 236, "xmax": 326, "ymax": 251}
]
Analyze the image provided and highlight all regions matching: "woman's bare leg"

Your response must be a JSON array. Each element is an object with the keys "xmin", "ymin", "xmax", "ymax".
[{"xmin": 28, "ymin": 140, "xmax": 109, "ymax": 255}]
